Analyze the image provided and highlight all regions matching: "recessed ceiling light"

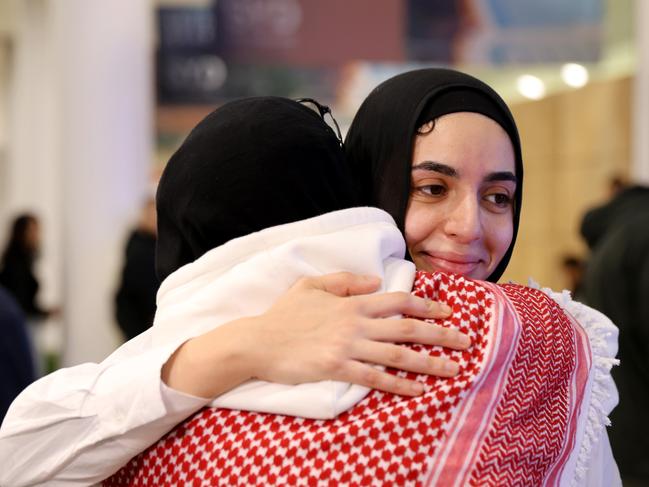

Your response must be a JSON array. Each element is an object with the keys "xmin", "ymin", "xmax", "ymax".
[
  {"xmin": 516, "ymin": 74, "xmax": 546, "ymax": 100},
  {"xmin": 561, "ymin": 63, "xmax": 589, "ymax": 88}
]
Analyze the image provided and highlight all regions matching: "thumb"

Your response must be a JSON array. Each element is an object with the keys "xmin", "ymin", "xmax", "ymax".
[{"xmin": 302, "ymin": 272, "xmax": 381, "ymax": 297}]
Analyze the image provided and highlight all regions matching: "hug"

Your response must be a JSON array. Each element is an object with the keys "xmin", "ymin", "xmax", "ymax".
[{"xmin": 0, "ymin": 69, "xmax": 620, "ymax": 486}]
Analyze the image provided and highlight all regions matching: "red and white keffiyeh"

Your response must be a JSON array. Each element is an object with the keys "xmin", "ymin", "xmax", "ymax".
[{"xmin": 105, "ymin": 271, "xmax": 592, "ymax": 486}]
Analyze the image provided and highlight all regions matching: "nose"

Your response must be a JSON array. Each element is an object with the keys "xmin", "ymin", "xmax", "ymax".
[{"xmin": 443, "ymin": 193, "xmax": 482, "ymax": 243}]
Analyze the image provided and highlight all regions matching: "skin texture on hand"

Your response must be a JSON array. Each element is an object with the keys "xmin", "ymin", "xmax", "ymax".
[{"xmin": 162, "ymin": 272, "xmax": 471, "ymax": 399}]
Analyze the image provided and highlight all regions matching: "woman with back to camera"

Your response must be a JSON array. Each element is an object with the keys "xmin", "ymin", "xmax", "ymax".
[
  {"xmin": 109, "ymin": 70, "xmax": 619, "ymax": 486},
  {"xmin": 0, "ymin": 96, "xmax": 464, "ymax": 486}
]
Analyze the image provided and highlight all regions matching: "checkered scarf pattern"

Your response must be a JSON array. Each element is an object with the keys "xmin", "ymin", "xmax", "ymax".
[{"xmin": 105, "ymin": 271, "xmax": 590, "ymax": 486}]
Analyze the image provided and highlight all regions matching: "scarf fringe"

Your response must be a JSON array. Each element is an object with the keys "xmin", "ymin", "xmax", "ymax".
[{"xmin": 527, "ymin": 279, "xmax": 619, "ymax": 486}]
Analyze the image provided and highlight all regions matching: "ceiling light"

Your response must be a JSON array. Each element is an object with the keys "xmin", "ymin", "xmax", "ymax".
[
  {"xmin": 561, "ymin": 63, "xmax": 589, "ymax": 88},
  {"xmin": 516, "ymin": 74, "xmax": 546, "ymax": 100}
]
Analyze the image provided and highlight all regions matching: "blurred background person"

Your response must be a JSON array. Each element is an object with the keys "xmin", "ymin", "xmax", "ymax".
[
  {"xmin": 0, "ymin": 284, "xmax": 36, "ymax": 425},
  {"xmin": 114, "ymin": 197, "xmax": 159, "ymax": 341},
  {"xmin": 0, "ymin": 214, "xmax": 61, "ymax": 376},
  {"xmin": 0, "ymin": 214, "xmax": 59, "ymax": 321},
  {"xmin": 559, "ymin": 253, "xmax": 586, "ymax": 300},
  {"xmin": 608, "ymin": 174, "xmax": 628, "ymax": 199},
  {"xmin": 580, "ymin": 183, "xmax": 649, "ymax": 486},
  {"xmin": 580, "ymin": 179, "xmax": 647, "ymax": 251}
]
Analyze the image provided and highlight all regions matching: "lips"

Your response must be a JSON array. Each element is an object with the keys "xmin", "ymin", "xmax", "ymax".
[{"xmin": 419, "ymin": 252, "xmax": 484, "ymax": 276}]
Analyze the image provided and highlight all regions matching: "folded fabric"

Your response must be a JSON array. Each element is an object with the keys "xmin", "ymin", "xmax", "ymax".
[{"xmin": 152, "ymin": 207, "xmax": 416, "ymax": 419}]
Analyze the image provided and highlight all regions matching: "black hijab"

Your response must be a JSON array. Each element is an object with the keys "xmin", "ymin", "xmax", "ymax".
[
  {"xmin": 345, "ymin": 68, "xmax": 523, "ymax": 282},
  {"xmin": 156, "ymin": 97, "xmax": 358, "ymax": 282}
]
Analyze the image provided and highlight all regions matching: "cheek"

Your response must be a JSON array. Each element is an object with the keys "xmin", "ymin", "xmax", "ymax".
[
  {"xmin": 487, "ymin": 218, "xmax": 514, "ymax": 264},
  {"xmin": 403, "ymin": 202, "xmax": 445, "ymax": 263},
  {"xmin": 403, "ymin": 202, "xmax": 429, "ymax": 249}
]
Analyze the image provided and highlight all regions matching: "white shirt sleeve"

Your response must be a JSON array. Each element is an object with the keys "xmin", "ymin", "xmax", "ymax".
[
  {"xmin": 571, "ymin": 299, "xmax": 622, "ymax": 487},
  {"xmin": 581, "ymin": 428, "xmax": 621, "ymax": 487},
  {"xmin": 0, "ymin": 330, "xmax": 210, "ymax": 487}
]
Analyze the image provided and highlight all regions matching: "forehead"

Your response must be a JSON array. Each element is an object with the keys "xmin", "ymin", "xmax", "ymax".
[{"xmin": 412, "ymin": 112, "xmax": 515, "ymax": 173}]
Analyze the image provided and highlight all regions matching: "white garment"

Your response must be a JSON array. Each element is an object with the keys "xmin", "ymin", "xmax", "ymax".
[
  {"xmin": 0, "ymin": 208, "xmax": 415, "ymax": 487},
  {"xmin": 153, "ymin": 209, "xmax": 415, "ymax": 418}
]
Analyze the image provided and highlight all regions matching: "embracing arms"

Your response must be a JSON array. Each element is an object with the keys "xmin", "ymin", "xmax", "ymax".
[
  {"xmin": 164, "ymin": 272, "xmax": 468, "ymax": 399},
  {"xmin": 0, "ymin": 272, "xmax": 469, "ymax": 486}
]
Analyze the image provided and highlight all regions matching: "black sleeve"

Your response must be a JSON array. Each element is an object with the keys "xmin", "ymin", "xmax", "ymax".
[{"xmin": 0, "ymin": 262, "xmax": 48, "ymax": 319}]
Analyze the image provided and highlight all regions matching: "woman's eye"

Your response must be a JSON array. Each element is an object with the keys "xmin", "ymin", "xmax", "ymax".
[
  {"xmin": 485, "ymin": 192, "xmax": 512, "ymax": 208},
  {"xmin": 419, "ymin": 184, "xmax": 446, "ymax": 196}
]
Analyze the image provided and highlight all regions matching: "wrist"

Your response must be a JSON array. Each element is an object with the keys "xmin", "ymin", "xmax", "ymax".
[{"xmin": 161, "ymin": 318, "xmax": 257, "ymax": 399}]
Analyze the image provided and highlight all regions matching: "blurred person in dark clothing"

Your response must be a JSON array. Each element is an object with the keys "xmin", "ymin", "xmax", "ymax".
[
  {"xmin": 580, "ymin": 177, "xmax": 635, "ymax": 250},
  {"xmin": 560, "ymin": 254, "xmax": 585, "ymax": 300},
  {"xmin": 0, "ymin": 285, "xmax": 36, "ymax": 424},
  {"xmin": 581, "ymin": 184, "xmax": 649, "ymax": 485},
  {"xmin": 608, "ymin": 174, "xmax": 628, "ymax": 199},
  {"xmin": 115, "ymin": 198, "xmax": 159, "ymax": 340},
  {"xmin": 0, "ymin": 214, "xmax": 58, "ymax": 320}
]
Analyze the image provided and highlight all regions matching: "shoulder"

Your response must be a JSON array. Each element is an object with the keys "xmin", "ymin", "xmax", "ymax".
[
  {"xmin": 509, "ymin": 281, "xmax": 620, "ymax": 484},
  {"xmin": 530, "ymin": 281, "xmax": 618, "ymax": 364},
  {"xmin": 526, "ymin": 280, "xmax": 619, "ymax": 420},
  {"xmin": 497, "ymin": 280, "xmax": 619, "ymax": 417}
]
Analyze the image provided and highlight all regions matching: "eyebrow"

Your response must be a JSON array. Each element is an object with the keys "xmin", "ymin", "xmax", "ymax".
[
  {"xmin": 412, "ymin": 161, "xmax": 517, "ymax": 184},
  {"xmin": 411, "ymin": 161, "xmax": 457, "ymax": 177},
  {"xmin": 485, "ymin": 171, "xmax": 517, "ymax": 183}
]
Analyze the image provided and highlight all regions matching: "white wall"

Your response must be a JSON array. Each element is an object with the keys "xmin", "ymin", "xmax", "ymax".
[{"xmin": 6, "ymin": 0, "xmax": 154, "ymax": 365}]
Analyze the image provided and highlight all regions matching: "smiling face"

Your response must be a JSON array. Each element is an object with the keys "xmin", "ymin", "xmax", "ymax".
[{"xmin": 405, "ymin": 112, "xmax": 517, "ymax": 280}]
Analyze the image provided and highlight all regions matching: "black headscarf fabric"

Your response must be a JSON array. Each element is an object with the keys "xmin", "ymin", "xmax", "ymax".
[
  {"xmin": 345, "ymin": 68, "xmax": 523, "ymax": 282},
  {"xmin": 156, "ymin": 97, "xmax": 357, "ymax": 282}
]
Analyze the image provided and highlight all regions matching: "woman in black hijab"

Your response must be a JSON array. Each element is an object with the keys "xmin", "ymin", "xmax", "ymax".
[
  {"xmin": 341, "ymin": 68, "xmax": 619, "ymax": 485},
  {"xmin": 346, "ymin": 68, "xmax": 523, "ymax": 283},
  {"xmin": 155, "ymin": 96, "xmax": 358, "ymax": 282}
]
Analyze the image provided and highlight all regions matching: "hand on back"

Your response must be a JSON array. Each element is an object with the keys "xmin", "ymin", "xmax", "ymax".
[
  {"xmin": 163, "ymin": 272, "xmax": 470, "ymax": 399},
  {"xmin": 243, "ymin": 272, "xmax": 470, "ymax": 396}
]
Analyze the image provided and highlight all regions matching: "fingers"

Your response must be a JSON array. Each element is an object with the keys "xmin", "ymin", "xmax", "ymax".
[
  {"xmin": 355, "ymin": 291, "xmax": 452, "ymax": 319},
  {"xmin": 338, "ymin": 360, "xmax": 426, "ymax": 397},
  {"xmin": 352, "ymin": 340, "xmax": 460, "ymax": 379},
  {"xmin": 366, "ymin": 318, "xmax": 471, "ymax": 350},
  {"xmin": 297, "ymin": 272, "xmax": 381, "ymax": 297}
]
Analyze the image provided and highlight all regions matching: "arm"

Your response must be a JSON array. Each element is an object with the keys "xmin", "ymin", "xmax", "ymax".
[
  {"xmin": 164, "ymin": 272, "xmax": 468, "ymax": 399},
  {"xmin": 0, "ymin": 273, "xmax": 468, "ymax": 486},
  {"xmin": 0, "ymin": 331, "xmax": 210, "ymax": 486},
  {"xmin": 1, "ymin": 261, "xmax": 49, "ymax": 319}
]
